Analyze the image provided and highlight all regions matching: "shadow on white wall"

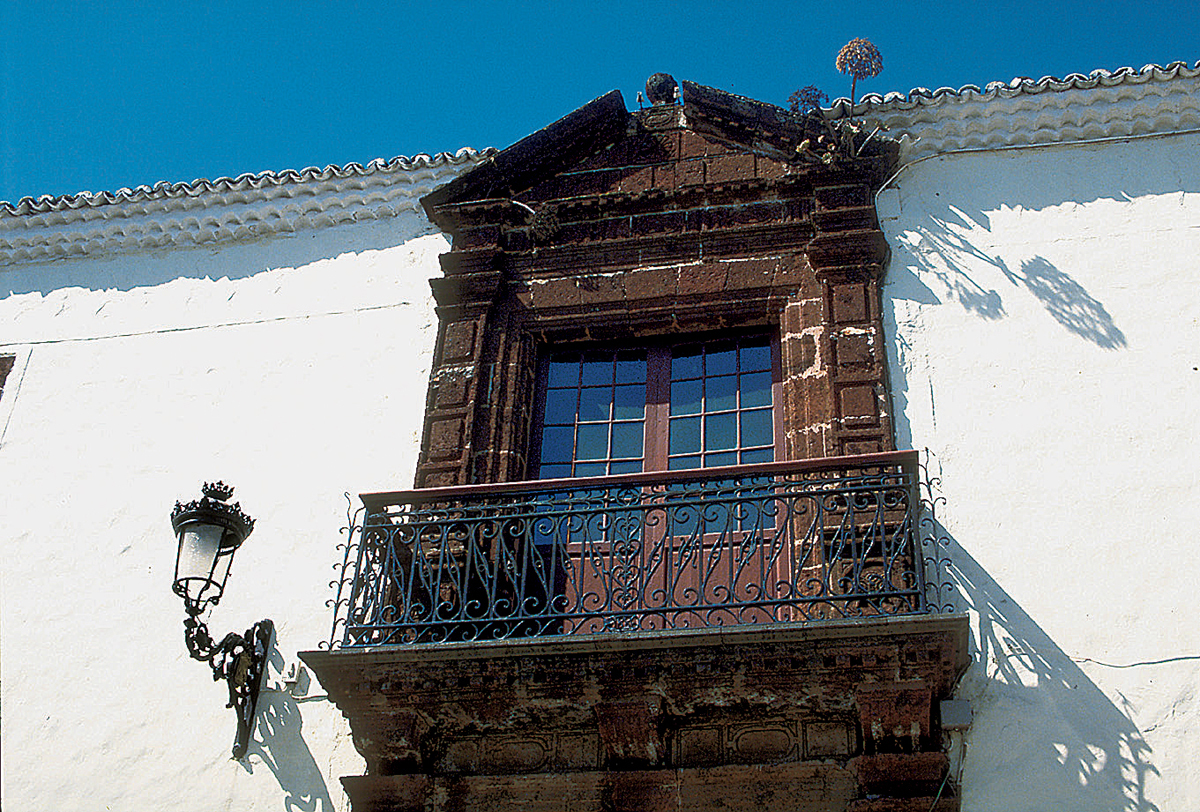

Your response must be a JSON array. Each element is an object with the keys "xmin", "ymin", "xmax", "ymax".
[
  {"xmin": 887, "ymin": 205, "xmax": 1126, "ymax": 349},
  {"xmin": 922, "ymin": 513, "xmax": 1158, "ymax": 811},
  {"xmin": 244, "ymin": 690, "xmax": 336, "ymax": 812}
]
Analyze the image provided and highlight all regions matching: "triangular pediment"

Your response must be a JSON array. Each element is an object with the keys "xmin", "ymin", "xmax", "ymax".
[{"xmin": 421, "ymin": 78, "xmax": 854, "ymax": 224}]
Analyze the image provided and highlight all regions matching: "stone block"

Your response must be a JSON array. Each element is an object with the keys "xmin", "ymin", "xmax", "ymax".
[
  {"xmin": 596, "ymin": 697, "xmax": 664, "ymax": 766},
  {"xmin": 806, "ymin": 721, "xmax": 852, "ymax": 757},
  {"xmin": 849, "ymin": 752, "xmax": 948, "ymax": 797},
  {"xmin": 441, "ymin": 320, "xmax": 477, "ymax": 362},
  {"xmin": 678, "ymin": 262, "xmax": 727, "ymax": 296},
  {"xmin": 676, "ymin": 726, "xmax": 722, "ymax": 767},
  {"xmin": 706, "ymin": 153, "xmax": 756, "ymax": 184},
  {"xmin": 831, "ymin": 283, "xmax": 869, "ymax": 323},
  {"xmin": 426, "ymin": 417, "xmax": 465, "ymax": 461},
  {"xmin": 855, "ymin": 681, "xmax": 932, "ymax": 748}
]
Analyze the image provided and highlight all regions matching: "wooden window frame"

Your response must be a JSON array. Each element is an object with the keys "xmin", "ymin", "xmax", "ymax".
[{"xmin": 530, "ymin": 332, "xmax": 785, "ymax": 479}]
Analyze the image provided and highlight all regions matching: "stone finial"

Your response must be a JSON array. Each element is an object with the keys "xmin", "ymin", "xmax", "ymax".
[{"xmin": 645, "ymin": 73, "xmax": 679, "ymax": 105}]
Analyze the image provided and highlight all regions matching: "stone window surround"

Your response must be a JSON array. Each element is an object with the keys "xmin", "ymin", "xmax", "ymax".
[{"xmin": 414, "ymin": 97, "xmax": 900, "ymax": 490}]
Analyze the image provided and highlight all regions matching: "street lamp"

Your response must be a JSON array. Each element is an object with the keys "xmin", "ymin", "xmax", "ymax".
[{"xmin": 171, "ymin": 481, "xmax": 273, "ymax": 759}]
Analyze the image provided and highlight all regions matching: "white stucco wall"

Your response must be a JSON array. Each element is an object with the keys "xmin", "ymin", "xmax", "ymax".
[
  {"xmin": 881, "ymin": 131, "xmax": 1200, "ymax": 811},
  {"xmin": 0, "ymin": 204, "xmax": 453, "ymax": 810}
]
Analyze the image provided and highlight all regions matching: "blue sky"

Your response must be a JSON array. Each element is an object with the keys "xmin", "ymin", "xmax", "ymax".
[{"xmin": 2, "ymin": 1, "xmax": 1197, "ymax": 204}]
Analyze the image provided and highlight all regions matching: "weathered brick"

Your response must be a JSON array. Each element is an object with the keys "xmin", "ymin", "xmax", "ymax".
[
  {"xmin": 806, "ymin": 721, "xmax": 852, "ymax": 757},
  {"xmin": 577, "ymin": 273, "xmax": 625, "ymax": 305},
  {"xmin": 849, "ymin": 752, "xmax": 948, "ymax": 797},
  {"xmin": 757, "ymin": 155, "xmax": 789, "ymax": 180},
  {"xmin": 679, "ymin": 130, "xmax": 727, "ymax": 158},
  {"xmin": 532, "ymin": 276, "xmax": 582, "ymax": 309},
  {"xmin": 815, "ymin": 183, "xmax": 870, "ymax": 210},
  {"xmin": 618, "ymin": 165, "xmax": 656, "ymax": 194},
  {"xmin": 724, "ymin": 258, "xmax": 777, "ymax": 291}
]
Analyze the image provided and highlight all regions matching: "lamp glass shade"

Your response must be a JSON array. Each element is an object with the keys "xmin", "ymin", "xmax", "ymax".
[{"xmin": 174, "ymin": 522, "xmax": 234, "ymax": 611}]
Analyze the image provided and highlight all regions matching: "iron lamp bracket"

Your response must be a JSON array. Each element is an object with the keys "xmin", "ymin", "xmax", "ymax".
[{"xmin": 183, "ymin": 613, "xmax": 274, "ymax": 759}]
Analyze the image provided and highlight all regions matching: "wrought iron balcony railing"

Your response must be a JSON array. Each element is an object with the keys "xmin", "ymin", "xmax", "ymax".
[{"xmin": 327, "ymin": 450, "xmax": 929, "ymax": 647}]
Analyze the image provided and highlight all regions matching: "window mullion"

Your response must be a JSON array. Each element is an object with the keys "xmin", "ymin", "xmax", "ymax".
[{"xmin": 644, "ymin": 348, "xmax": 671, "ymax": 472}]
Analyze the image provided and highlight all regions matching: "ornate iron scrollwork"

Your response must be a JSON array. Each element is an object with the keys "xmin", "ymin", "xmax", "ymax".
[{"xmin": 183, "ymin": 613, "xmax": 274, "ymax": 759}]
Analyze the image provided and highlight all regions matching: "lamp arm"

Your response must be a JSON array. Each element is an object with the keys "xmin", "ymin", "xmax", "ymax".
[{"xmin": 183, "ymin": 614, "xmax": 274, "ymax": 759}]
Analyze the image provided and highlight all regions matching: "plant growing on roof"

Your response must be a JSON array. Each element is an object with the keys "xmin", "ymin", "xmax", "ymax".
[
  {"xmin": 788, "ymin": 85, "xmax": 829, "ymax": 114},
  {"xmin": 789, "ymin": 38, "xmax": 885, "ymax": 166},
  {"xmin": 836, "ymin": 37, "xmax": 884, "ymax": 105}
]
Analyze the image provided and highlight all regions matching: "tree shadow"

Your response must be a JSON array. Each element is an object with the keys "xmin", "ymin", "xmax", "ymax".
[
  {"xmin": 891, "ymin": 204, "xmax": 1009, "ymax": 321},
  {"xmin": 1002, "ymin": 256, "xmax": 1127, "ymax": 349},
  {"xmin": 922, "ymin": 510, "xmax": 1158, "ymax": 811}
]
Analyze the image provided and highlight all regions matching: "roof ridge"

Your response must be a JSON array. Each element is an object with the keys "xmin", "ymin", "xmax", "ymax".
[
  {"xmin": 831, "ymin": 59, "xmax": 1200, "ymax": 115},
  {"xmin": 2, "ymin": 147, "xmax": 497, "ymax": 216}
]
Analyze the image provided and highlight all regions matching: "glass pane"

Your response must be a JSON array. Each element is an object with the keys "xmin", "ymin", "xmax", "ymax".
[
  {"xmin": 543, "ymin": 387, "xmax": 578, "ymax": 426},
  {"xmin": 740, "ymin": 341, "xmax": 771, "ymax": 372},
  {"xmin": 706, "ymin": 374, "xmax": 737, "ymax": 411},
  {"xmin": 741, "ymin": 447, "xmax": 774, "ymax": 464},
  {"xmin": 740, "ymin": 371, "xmax": 772, "ymax": 408},
  {"xmin": 574, "ymin": 462, "xmax": 607, "ymax": 477},
  {"xmin": 668, "ymin": 455, "xmax": 701, "ymax": 470},
  {"xmin": 613, "ymin": 384, "xmax": 645, "ymax": 420},
  {"xmin": 611, "ymin": 421, "xmax": 644, "ymax": 458},
  {"xmin": 578, "ymin": 387, "xmax": 612, "ymax": 422},
  {"xmin": 609, "ymin": 459, "xmax": 642, "ymax": 475},
  {"xmin": 670, "ymin": 379, "xmax": 702, "ymax": 415},
  {"xmin": 706, "ymin": 344, "xmax": 737, "ymax": 376},
  {"xmin": 741, "ymin": 409, "xmax": 773, "ymax": 448},
  {"xmin": 672, "ymin": 347, "xmax": 702, "ymax": 380},
  {"xmin": 705, "ymin": 412, "xmax": 737, "ymax": 450},
  {"xmin": 581, "ymin": 355, "xmax": 612, "ymax": 386},
  {"xmin": 705, "ymin": 451, "xmax": 737, "ymax": 468},
  {"xmin": 548, "ymin": 359, "xmax": 579, "ymax": 388},
  {"xmin": 575, "ymin": 424, "xmax": 609, "ymax": 460},
  {"xmin": 615, "ymin": 352, "xmax": 646, "ymax": 384},
  {"xmin": 539, "ymin": 463, "xmax": 572, "ymax": 479},
  {"xmin": 541, "ymin": 426, "xmax": 574, "ymax": 464},
  {"xmin": 669, "ymin": 416, "xmax": 701, "ymax": 455}
]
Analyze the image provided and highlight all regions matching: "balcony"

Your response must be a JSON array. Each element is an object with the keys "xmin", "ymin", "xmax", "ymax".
[
  {"xmin": 303, "ymin": 450, "xmax": 967, "ymax": 812},
  {"xmin": 327, "ymin": 450, "xmax": 928, "ymax": 649}
]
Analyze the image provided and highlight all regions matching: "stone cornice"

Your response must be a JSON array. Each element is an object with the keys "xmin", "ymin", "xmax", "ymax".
[{"xmin": 0, "ymin": 149, "xmax": 494, "ymax": 266}]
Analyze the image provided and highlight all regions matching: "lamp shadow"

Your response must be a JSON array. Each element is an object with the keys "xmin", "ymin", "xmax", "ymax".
[
  {"xmin": 241, "ymin": 646, "xmax": 336, "ymax": 812},
  {"xmin": 923, "ymin": 519, "xmax": 1158, "ymax": 811}
]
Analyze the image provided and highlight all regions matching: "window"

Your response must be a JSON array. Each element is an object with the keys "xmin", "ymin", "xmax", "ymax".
[{"xmin": 533, "ymin": 334, "xmax": 780, "ymax": 479}]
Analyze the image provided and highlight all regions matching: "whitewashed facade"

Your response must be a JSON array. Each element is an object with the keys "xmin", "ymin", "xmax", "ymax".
[
  {"xmin": 2, "ymin": 61, "xmax": 1197, "ymax": 811},
  {"xmin": 872, "ymin": 62, "xmax": 1200, "ymax": 812},
  {"xmin": 0, "ymin": 152, "xmax": 483, "ymax": 811}
]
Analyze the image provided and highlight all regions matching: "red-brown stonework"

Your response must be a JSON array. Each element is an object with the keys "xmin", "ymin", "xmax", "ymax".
[
  {"xmin": 315, "ymin": 81, "xmax": 963, "ymax": 812},
  {"xmin": 303, "ymin": 616, "xmax": 969, "ymax": 812},
  {"xmin": 414, "ymin": 83, "xmax": 900, "ymax": 487}
]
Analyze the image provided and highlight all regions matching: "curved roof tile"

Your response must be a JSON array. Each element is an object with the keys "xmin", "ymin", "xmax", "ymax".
[
  {"xmin": 836, "ymin": 60, "xmax": 1200, "ymax": 162},
  {"xmin": 1, "ymin": 148, "xmax": 495, "ymax": 265}
]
